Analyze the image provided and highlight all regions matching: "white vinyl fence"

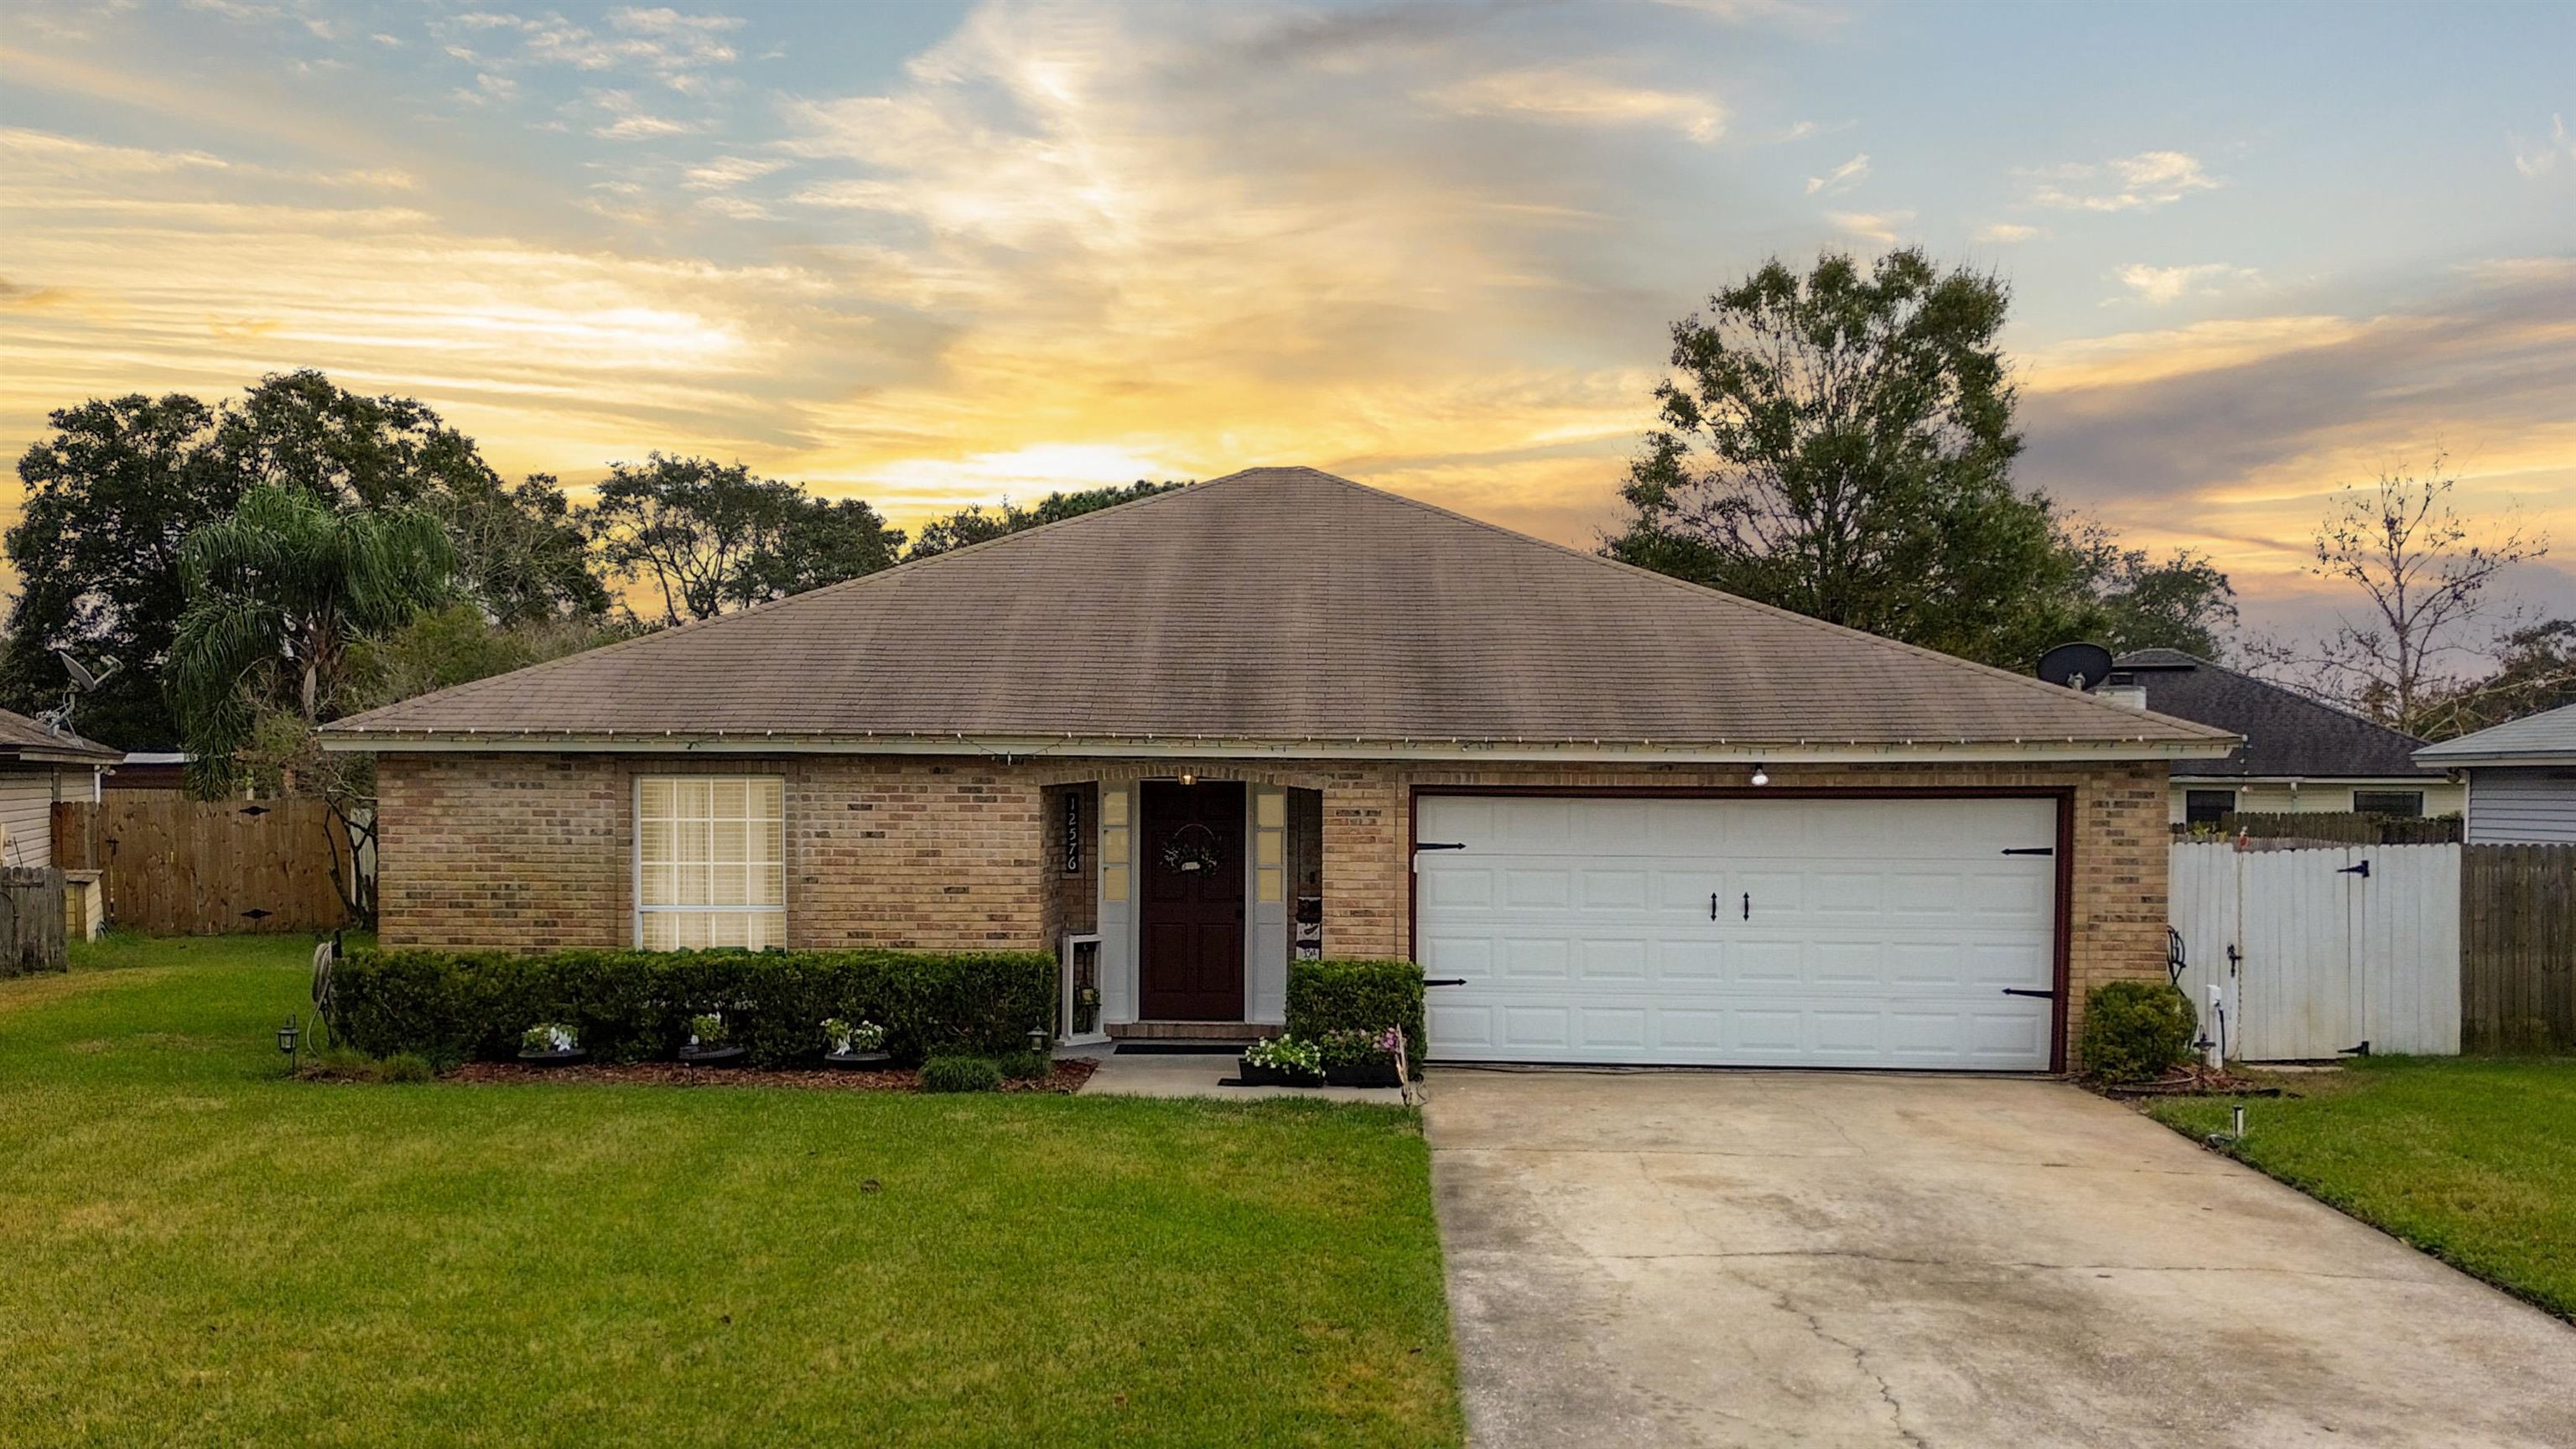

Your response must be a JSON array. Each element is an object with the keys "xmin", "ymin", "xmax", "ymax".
[{"xmin": 2169, "ymin": 841, "xmax": 2460, "ymax": 1061}]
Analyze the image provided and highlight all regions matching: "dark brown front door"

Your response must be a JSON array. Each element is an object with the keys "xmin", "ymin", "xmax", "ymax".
[{"xmin": 1139, "ymin": 780, "xmax": 1245, "ymax": 1021}]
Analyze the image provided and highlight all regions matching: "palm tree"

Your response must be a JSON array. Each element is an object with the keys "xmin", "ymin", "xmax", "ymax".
[{"xmin": 169, "ymin": 484, "xmax": 454, "ymax": 796}]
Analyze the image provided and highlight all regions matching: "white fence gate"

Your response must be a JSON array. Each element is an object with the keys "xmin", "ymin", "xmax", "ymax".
[{"xmin": 2168, "ymin": 841, "xmax": 2461, "ymax": 1060}]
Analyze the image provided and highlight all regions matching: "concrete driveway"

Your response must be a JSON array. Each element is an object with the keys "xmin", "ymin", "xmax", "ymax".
[{"xmin": 1427, "ymin": 1070, "xmax": 2576, "ymax": 1448}]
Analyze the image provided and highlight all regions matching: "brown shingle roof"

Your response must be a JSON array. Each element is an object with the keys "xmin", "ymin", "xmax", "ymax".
[
  {"xmin": 0, "ymin": 707, "xmax": 120, "ymax": 763},
  {"xmin": 325, "ymin": 467, "xmax": 2231, "ymax": 754}
]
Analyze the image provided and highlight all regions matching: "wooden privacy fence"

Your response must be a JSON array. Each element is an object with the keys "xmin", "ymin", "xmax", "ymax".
[
  {"xmin": 0, "ymin": 866, "xmax": 67, "ymax": 975},
  {"xmin": 53, "ymin": 792, "xmax": 355, "ymax": 936},
  {"xmin": 2170, "ymin": 841, "xmax": 2462, "ymax": 1061},
  {"xmin": 2461, "ymin": 844, "xmax": 2576, "ymax": 1053},
  {"xmin": 2173, "ymin": 839, "xmax": 2576, "ymax": 1059}
]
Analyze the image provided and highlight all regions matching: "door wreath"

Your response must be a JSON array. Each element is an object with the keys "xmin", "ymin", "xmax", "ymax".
[{"xmin": 1159, "ymin": 822, "xmax": 1224, "ymax": 875}]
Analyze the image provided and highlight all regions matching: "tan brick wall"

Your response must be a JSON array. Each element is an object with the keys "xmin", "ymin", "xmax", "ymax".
[
  {"xmin": 377, "ymin": 750, "xmax": 2167, "ymax": 1067},
  {"xmin": 377, "ymin": 753, "xmax": 1044, "ymax": 952}
]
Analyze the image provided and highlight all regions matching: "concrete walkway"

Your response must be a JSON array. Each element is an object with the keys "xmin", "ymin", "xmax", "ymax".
[
  {"xmin": 1074, "ymin": 1048, "xmax": 1406, "ymax": 1104},
  {"xmin": 1427, "ymin": 1069, "xmax": 2576, "ymax": 1448}
]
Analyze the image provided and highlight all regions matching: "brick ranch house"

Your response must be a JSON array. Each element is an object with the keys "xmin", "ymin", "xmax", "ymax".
[{"xmin": 321, "ymin": 467, "xmax": 2235, "ymax": 1072}]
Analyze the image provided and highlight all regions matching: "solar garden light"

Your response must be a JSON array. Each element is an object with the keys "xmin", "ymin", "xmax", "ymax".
[
  {"xmin": 1028, "ymin": 1027, "xmax": 1051, "ymax": 1056},
  {"xmin": 277, "ymin": 1015, "xmax": 301, "ymax": 1072}
]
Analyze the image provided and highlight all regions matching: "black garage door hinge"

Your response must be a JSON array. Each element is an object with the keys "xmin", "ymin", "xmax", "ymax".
[
  {"xmin": 2000, "ymin": 988, "xmax": 2056, "ymax": 1000},
  {"xmin": 2002, "ymin": 846, "xmax": 2054, "ymax": 856},
  {"xmin": 1415, "ymin": 841, "xmax": 1466, "ymax": 851}
]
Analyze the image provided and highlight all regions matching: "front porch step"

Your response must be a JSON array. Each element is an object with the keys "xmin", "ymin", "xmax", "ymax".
[{"xmin": 1109, "ymin": 1021, "xmax": 1268, "ymax": 1042}]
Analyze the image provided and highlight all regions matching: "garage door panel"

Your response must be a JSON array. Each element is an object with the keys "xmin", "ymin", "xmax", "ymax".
[
  {"xmin": 1576, "ymin": 938, "xmax": 1649, "ymax": 980},
  {"xmin": 1968, "ymin": 939, "xmax": 2051, "ymax": 988},
  {"xmin": 1417, "ymin": 865, "xmax": 1493, "ymax": 909},
  {"xmin": 1812, "ymin": 939, "xmax": 1887, "ymax": 985},
  {"xmin": 1500, "ymin": 937, "xmax": 1570, "ymax": 979},
  {"xmin": 1503, "ymin": 1005, "xmax": 1571, "ymax": 1048},
  {"xmin": 1570, "ymin": 800, "xmax": 1653, "ymax": 852},
  {"xmin": 1418, "ymin": 795, "xmax": 2059, "ymax": 1071},
  {"xmin": 1580, "ymin": 868, "xmax": 1649, "ymax": 910},
  {"xmin": 1656, "ymin": 939, "xmax": 1727, "ymax": 980}
]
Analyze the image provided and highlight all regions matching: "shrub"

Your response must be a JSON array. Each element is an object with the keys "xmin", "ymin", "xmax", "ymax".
[
  {"xmin": 2081, "ymin": 980, "xmax": 2198, "ymax": 1083},
  {"xmin": 994, "ymin": 1050, "xmax": 1053, "ymax": 1081},
  {"xmin": 919, "ymin": 1055, "xmax": 1003, "ymax": 1093},
  {"xmin": 1286, "ymin": 959, "xmax": 1426, "ymax": 1078},
  {"xmin": 686, "ymin": 1012, "xmax": 728, "ymax": 1047},
  {"xmin": 327, "ymin": 948, "xmax": 1055, "ymax": 1069},
  {"xmin": 380, "ymin": 1052, "xmax": 436, "ymax": 1084}
]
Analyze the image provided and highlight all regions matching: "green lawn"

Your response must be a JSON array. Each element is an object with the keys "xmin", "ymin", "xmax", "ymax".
[
  {"xmin": 0, "ymin": 936, "xmax": 1462, "ymax": 1447},
  {"xmin": 2148, "ymin": 1057, "xmax": 2576, "ymax": 1320}
]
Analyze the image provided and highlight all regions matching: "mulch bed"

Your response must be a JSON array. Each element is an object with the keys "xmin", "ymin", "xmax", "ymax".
[
  {"xmin": 439, "ymin": 1057, "xmax": 1100, "ymax": 1094},
  {"xmin": 2097, "ymin": 1062, "xmax": 2283, "ymax": 1098}
]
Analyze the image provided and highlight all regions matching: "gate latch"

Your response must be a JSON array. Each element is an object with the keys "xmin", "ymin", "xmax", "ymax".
[{"xmin": 2337, "ymin": 860, "xmax": 2371, "ymax": 877}]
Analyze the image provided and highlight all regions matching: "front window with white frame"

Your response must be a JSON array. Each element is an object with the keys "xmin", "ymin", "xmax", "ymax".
[{"xmin": 636, "ymin": 776, "xmax": 785, "ymax": 949}]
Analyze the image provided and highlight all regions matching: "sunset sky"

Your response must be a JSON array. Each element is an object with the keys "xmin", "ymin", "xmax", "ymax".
[{"xmin": 4, "ymin": 0, "xmax": 2571, "ymax": 644}]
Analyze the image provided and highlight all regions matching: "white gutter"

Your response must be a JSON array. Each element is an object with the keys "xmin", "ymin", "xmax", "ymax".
[
  {"xmin": 2409, "ymin": 752, "xmax": 2576, "ymax": 770},
  {"xmin": 319, "ymin": 730, "xmax": 2240, "ymax": 765}
]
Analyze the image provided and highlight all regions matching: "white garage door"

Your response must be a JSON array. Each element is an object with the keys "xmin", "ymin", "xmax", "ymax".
[{"xmin": 1417, "ymin": 794, "xmax": 2060, "ymax": 1070}]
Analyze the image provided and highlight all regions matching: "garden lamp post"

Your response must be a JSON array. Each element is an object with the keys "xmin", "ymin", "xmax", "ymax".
[{"xmin": 277, "ymin": 1015, "xmax": 300, "ymax": 1072}]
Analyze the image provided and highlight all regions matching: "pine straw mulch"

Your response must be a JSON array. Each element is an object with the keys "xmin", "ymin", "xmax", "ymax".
[
  {"xmin": 2095, "ymin": 1062, "xmax": 2284, "ymax": 1099},
  {"xmin": 437, "ymin": 1057, "xmax": 1100, "ymax": 1094}
]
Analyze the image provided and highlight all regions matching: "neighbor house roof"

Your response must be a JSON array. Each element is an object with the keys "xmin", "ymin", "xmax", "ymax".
[
  {"xmin": 2413, "ymin": 701, "xmax": 2576, "ymax": 766},
  {"xmin": 0, "ymin": 707, "xmax": 121, "ymax": 765},
  {"xmin": 2115, "ymin": 649, "xmax": 2438, "ymax": 780},
  {"xmin": 325, "ymin": 468, "xmax": 2234, "ymax": 761}
]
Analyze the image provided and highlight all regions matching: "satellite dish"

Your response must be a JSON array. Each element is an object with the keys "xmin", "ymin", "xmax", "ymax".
[
  {"xmin": 2036, "ymin": 641, "xmax": 2116, "ymax": 691},
  {"xmin": 54, "ymin": 650, "xmax": 119, "ymax": 692}
]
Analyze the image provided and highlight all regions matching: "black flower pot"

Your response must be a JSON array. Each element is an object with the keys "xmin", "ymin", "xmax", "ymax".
[
  {"xmin": 517, "ymin": 1049, "xmax": 586, "ymax": 1067},
  {"xmin": 677, "ymin": 1044, "xmax": 747, "ymax": 1067},
  {"xmin": 823, "ymin": 1049, "xmax": 893, "ymax": 1070},
  {"xmin": 1325, "ymin": 1061, "xmax": 1404, "ymax": 1088}
]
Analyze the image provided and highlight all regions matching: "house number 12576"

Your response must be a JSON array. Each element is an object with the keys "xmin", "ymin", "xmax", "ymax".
[{"xmin": 1062, "ymin": 793, "xmax": 1083, "ymax": 875}]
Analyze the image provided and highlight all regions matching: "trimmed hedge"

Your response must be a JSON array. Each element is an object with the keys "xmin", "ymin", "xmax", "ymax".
[
  {"xmin": 1286, "ymin": 958, "xmax": 1427, "ymax": 1078},
  {"xmin": 2081, "ymin": 980, "xmax": 2198, "ymax": 1083},
  {"xmin": 327, "ymin": 948, "xmax": 1055, "ymax": 1069}
]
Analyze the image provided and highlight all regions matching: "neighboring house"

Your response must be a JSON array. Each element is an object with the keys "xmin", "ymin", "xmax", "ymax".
[
  {"xmin": 320, "ymin": 468, "xmax": 2234, "ymax": 1073},
  {"xmin": 0, "ymin": 708, "xmax": 120, "ymax": 869},
  {"xmin": 112, "ymin": 752, "xmax": 192, "ymax": 791},
  {"xmin": 2114, "ymin": 649, "xmax": 2462, "ymax": 827},
  {"xmin": 2412, "ymin": 702, "xmax": 2576, "ymax": 844}
]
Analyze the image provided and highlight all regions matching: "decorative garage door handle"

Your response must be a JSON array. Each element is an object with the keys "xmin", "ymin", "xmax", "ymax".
[{"xmin": 1715, "ymin": 892, "xmax": 1750, "ymax": 921}]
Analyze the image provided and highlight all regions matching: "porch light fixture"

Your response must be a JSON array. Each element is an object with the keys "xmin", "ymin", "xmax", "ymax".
[{"xmin": 1750, "ymin": 765, "xmax": 1769, "ymax": 787}]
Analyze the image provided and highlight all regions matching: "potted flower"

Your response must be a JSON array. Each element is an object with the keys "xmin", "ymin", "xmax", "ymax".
[
  {"xmin": 1320, "ymin": 1026, "xmax": 1406, "ymax": 1088},
  {"xmin": 822, "ymin": 1017, "xmax": 890, "ymax": 1068},
  {"xmin": 677, "ymin": 1011, "xmax": 746, "ymax": 1066},
  {"xmin": 1238, "ymin": 1033, "xmax": 1324, "ymax": 1088},
  {"xmin": 518, "ymin": 1022, "xmax": 584, "ymax": 1065}
]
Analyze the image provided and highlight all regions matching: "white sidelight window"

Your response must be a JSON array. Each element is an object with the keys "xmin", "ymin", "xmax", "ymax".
[{"xmin": 636, "ymin": 776, "xmax": 786, "ymax": 949}]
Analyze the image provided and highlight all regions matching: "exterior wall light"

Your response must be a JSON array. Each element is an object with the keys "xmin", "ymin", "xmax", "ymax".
[
  {"xmin": 1750, "ymin": 766, "xmax": 1769, "ymax": 787},
  {"xmin": 1177, "ymin": 771, "xmax": 1197, "ymax": 787}
]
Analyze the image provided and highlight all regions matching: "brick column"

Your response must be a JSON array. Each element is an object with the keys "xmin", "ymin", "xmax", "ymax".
[{"xmin": 1320, "ymin": 765, "xmax": 1405, "ymax": 958}]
